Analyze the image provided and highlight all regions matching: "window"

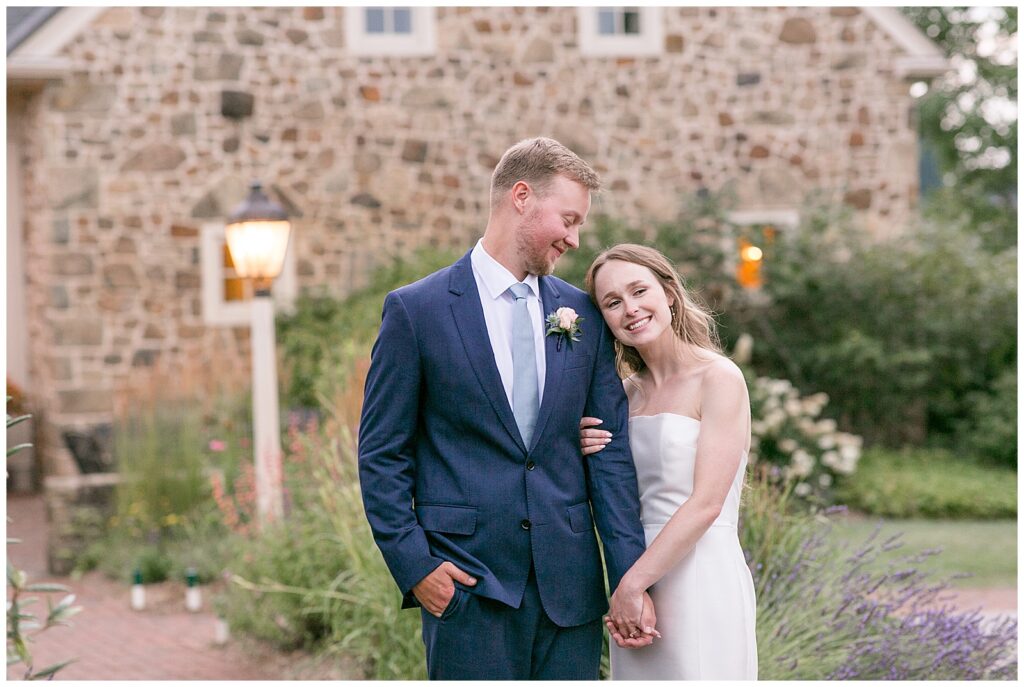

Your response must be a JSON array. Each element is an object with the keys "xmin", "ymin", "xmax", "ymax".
[
  {"xmin": 365, "ymin": 7, "xmax": 412, "ymax": 34},
  {"xmin": 727, "ymin": 210, "xmax": 799, "ymax": 291},
  {"xmin": 345, "ymin": 7, "xmax": 436, "ymax": 56},
  {"xmin": 201, "ymin": 223, "xmax": 297, "ymax": 326},
  {"xmin": 578, "ymin": 7, "xmax": 663, "ymax": 57},
  {"xmin": 598, "ymin": 7, "xmax": 641, "ymax": 35}
]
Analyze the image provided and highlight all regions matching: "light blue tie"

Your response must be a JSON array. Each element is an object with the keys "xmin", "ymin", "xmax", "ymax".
[{"xmin": 509, "ymin": 282, "xmax": 539, "ymax": 448}]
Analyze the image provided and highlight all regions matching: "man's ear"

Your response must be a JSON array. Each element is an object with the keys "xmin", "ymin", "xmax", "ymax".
[{"xmin": 511, "ymin": 181, "xmax": 531, "ymax": 213}]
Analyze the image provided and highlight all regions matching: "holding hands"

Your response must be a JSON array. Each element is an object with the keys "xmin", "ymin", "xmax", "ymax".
[
  {"xmin": 581, "ymin": 417, "xmax": 661, "ymax": 647},
  {"xmin": 605, "ymin": 583, "xmax": 660, "ymax": 648}
]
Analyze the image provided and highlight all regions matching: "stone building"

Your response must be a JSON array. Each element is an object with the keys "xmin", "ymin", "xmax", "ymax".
[{"xmin": 7, "ymin": 6, "xmax": 947, "ymax": 479}]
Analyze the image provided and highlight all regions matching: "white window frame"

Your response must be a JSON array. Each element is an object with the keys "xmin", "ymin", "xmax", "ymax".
[
  {"xmin": 201, "ymin": 222, "xmax": 297, "ymax": 327},
  {"xmin": 727, "ymin": 209, "xmax": 800, "ymax": 229},
  {"xmin": 344, "ymin": 7, "xmax": 436, "ymax": 57},
  {"xmin": 578, "ymin": 7, "xmax": 663, "ymax": 57}
]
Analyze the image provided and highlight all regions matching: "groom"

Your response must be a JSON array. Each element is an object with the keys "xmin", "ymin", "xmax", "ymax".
[{"xmin": 358, "ymin": 137, "xmax": 649, "ymax": 679}]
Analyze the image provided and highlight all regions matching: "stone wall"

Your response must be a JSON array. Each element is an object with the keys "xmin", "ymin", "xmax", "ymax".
[{"xmin": 18, "ymin": 6, "xmax": 924, "ymax": 474}]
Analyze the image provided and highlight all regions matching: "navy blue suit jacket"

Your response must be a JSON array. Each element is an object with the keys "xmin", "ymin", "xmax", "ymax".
[{"xmin": 358, "ymin": 250, "xmax": 646, "ymax": 627}]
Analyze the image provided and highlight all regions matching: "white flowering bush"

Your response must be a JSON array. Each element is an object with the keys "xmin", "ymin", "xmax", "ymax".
[{"xmin": 747, "ymin": 376, "xmax": 863, "ymax": 504}]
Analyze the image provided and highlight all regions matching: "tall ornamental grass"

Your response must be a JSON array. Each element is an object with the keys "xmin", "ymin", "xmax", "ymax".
[{"xmin": 224, "ymin": 350, "xmax": 426, "ymax": 679}]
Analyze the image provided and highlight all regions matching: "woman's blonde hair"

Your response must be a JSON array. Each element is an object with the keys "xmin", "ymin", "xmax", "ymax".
[{"xmin": 585, "ymin": 243, "xmax": 721, "ymax": 378}]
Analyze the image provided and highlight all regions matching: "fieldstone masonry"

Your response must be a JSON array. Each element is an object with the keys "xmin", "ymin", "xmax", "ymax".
[{"xmin": 12, "ymin": 7, "xmax": 930, "ymax": 475}]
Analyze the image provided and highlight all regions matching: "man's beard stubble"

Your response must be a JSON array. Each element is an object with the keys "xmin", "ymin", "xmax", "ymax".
[{"xmin": 515, "ymin": 212, "xmax": 557, "ymax": 277}]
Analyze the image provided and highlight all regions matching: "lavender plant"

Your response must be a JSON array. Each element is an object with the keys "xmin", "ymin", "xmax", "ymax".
[{"xmin": 751, "ymin": 506, "xmax": 1017, "ymax": 679}]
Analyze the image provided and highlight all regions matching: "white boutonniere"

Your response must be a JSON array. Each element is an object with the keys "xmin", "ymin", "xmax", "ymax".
[{"xmin": 546, "ymin": 307, "xmax": 583, "ymax": 350}]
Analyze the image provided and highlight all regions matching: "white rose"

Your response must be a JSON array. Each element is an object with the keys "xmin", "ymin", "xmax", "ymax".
[
  {"xmin": 794, "ymin": 482, "xmax": 812, "ymax": 497},
  {"xmin": 779, "ymin": 438, "xmax": 798, "ymax": 453},
  {"xmin": 818, "ymin": 473, "xmax": 833, "ymax": 488},
  {"xmin": 784, "ymin": 398, "xmax": 802, "ymax": 417},
  {"xmin": 818, "ymin": 434, "xmax": 836, "ymax": 450}
]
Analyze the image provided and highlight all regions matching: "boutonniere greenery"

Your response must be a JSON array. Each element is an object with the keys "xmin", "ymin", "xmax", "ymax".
[{"xmin": 545, "ymin": 307, "xmax": 583, "ymax": 350}]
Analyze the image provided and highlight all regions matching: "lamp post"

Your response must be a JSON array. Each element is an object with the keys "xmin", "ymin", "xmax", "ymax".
[{"xmin": 224, "ymin": 181, "xmax": 291, "ymax": 525}]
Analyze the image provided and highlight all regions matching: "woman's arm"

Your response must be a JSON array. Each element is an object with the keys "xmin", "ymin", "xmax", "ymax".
[{"xmin": 606, "ymin": 360, "xmax": 751, "ymax": 639}]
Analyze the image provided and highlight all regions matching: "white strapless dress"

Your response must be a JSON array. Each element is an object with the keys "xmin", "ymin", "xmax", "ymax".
[{"xmin": 610, "ymin": 413, "xmax": 758, "ymax": 680}]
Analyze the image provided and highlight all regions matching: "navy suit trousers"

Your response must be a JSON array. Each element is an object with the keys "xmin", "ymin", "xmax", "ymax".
[{"xmin": 420, "ymin": 566, "xmax": 602, "ymax": 680}]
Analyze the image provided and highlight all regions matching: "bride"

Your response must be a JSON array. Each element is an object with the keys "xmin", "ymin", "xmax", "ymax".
[{"xmin": 580, "ymin": 243, "xmax": 757, "ymax": 680}]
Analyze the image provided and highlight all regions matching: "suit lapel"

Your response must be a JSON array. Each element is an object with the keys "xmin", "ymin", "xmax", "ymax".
[
  {"xmin": 448, "ymin": 253, "xmax": 527, "ymax": 453},
  {"xmin": 530, "ymin": 276, "xmax": 564, "ymax": 453}
]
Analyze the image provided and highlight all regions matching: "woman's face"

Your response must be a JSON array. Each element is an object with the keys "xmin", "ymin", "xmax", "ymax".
[{"xmin": 593, "ymin": 259, "xmax": 675, "ymax": 348}]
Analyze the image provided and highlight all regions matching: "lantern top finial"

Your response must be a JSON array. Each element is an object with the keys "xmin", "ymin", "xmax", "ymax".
[{"xmin": 227, "ymin": 180, "xmax": 288, "ymax": 224}]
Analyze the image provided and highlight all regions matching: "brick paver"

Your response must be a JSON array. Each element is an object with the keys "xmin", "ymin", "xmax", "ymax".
[{"xmin": 5, "ymin": 494, "xmax": 346, "ymax": 680}]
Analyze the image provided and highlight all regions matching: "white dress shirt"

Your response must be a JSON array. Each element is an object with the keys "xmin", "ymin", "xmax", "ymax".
[{"xmin": 470, "ymin": 240, "xmax": 546, "ymax": 409}]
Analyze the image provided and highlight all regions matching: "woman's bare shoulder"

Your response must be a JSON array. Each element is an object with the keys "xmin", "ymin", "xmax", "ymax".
[{"xmin": 697, "ymin": 354, "xmax": 748, "ymax": 404}]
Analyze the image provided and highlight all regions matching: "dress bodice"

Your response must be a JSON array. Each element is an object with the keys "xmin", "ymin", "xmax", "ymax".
[{"xmin": 628, "ymin": 413, "xmax": 747, "ymax": 528}]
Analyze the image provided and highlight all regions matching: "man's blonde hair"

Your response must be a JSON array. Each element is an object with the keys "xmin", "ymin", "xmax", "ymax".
[{"xmin": 489, "ymin": 137, "xmax": 601, "ymax": 208}]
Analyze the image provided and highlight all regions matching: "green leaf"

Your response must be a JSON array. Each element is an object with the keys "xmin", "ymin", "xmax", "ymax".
[
  {"xmin": 7, "ymin": 561, "xmax": 26, "ymax": 589},
  {"xmin": 25, "ymin": 583, "xmax": 70, "ymax": 594},
  {"xmin": 6, "ymin": 443, "xmax": 32, "ymax": 458},
  {"xmin": 6, "ymin": 414, "xmax": 31, "ymax": 429},
  {"xmin": 12, "ymin": 635, "xmax": 29, "ymax": 664},
  {"xmin": 29, "ymin": 658, "xmax": 75, "ymax": 680},
  {"xmin": 48, "ymin": 595, "xmax": 82, "ymax": 625}
]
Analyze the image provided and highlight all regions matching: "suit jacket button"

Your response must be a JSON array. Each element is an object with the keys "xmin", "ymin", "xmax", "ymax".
[
  {"xmin": 520, "ymin": 519, "xmax": 532, "ymax": 530},
  {"xmin": 526, "ymin": 461, "xmax": 536, "ymax": 471}
]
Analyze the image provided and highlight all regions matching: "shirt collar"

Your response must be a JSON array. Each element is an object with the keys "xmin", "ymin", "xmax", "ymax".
[{"xmin": 471, "ymin": 240, "xmax": 540, "ymax": 301}]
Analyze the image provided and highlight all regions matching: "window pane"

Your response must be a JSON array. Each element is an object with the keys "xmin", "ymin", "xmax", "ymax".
[
  {"xmin": 224, "ymin": 277, "xmax": 249, "ymax": 302},
  {"xmin": 598, "ymin": 8, "xmax": 616, "ymax": 35},
  {"xmin": 623, "ymin": 9, "xmax": 641, "ymax": 35},
  {"xmin": 392, "ymin": 8, "xmax": 412, "ymax": 34},
  {"xmin": 365, "ymin": 8, "xmax": 385, "ymax": 33}
]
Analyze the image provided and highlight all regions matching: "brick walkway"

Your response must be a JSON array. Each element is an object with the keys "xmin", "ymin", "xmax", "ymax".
[
  {"xmin": 5, "ymin": 494, "xmax": 1015, "ymax": 679},
  {"xmin": 5, "ymin": 494, "xmax": 360, "ymax": 680}
]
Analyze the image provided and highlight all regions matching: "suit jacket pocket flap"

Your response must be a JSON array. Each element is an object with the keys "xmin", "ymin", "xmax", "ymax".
[
  {"xmin": 417, "ymin": 504, "xmax": 478, "ymax": 535},
  {"xmin": 567, "ymin": 502, "xmax": 594, "ymax": 533}
]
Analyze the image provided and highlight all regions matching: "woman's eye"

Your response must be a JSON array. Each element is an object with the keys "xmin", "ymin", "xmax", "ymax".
[
  {"xmin": 607, "ymin": 300, "xmax": 620, "ymax": 308},
  {"xmin": 634, "ymin": 288, "xmax": 646, "ymax": 296}
]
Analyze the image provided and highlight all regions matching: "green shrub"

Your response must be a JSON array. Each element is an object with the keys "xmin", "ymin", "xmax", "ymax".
[
  {"xmin": 749, "ymin": 215, "xmax": 1016, "ymax": 447},
  {"xmin": 834, "ymin": 447, "xmax": 1017, "ymax": 519},
  {"xmin": 957, "ymin": 368, "xmax": 1017, "ymax": 469},
  {"xmin": 219, "ymin": 504, "xmax": 345, "ymax": 651},
  {"xmin": 277, "ymin": 246, "xmax": 459, "ymax": 410}
]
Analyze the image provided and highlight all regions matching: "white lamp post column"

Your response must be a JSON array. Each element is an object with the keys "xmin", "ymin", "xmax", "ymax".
[
  {"xmin": 250, "ymin": 287, "xmax": 283, "ymax": 522},
  {"xmin": 224, "ymin": 181, "xmax": 291, "ymax": 527}
]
